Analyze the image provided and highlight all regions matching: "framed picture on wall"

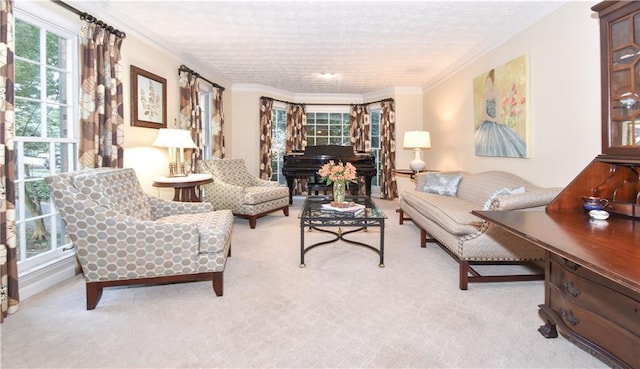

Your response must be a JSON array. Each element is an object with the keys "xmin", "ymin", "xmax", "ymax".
[
  {"xmin": 131, "ymin": 65, "xmax": 167, "ymax": 129},
  {"xmin": 473, "ymin": 54, "xmax": 530, "ymax": 158}
]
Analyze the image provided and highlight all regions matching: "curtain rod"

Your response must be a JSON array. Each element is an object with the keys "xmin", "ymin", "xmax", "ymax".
[
  {"xmin": 179, "ymin": 65, "xmax": 226, "ymax": 91},
  {"xmin": 260, "ymin": 96, "xmax": 393, "ymax": 107},
  {"xmin": 52, "ymin": 0, "xmax": 126, "ymax": 38}
]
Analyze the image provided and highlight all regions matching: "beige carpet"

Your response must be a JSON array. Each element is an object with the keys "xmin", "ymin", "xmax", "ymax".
[{"xmin": 1, "ymin": 197, "xmax": 607, "ymax": 368}]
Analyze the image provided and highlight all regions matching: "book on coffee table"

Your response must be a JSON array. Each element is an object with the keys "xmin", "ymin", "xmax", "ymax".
[{"xmin": 320, "ymin": 203, "xmax": 365, "ymax": 216}]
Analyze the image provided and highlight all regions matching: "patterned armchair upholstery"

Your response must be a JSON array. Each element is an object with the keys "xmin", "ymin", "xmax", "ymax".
[
  {"xmin": 198, "ymin": 159, "xmax": 289, "ymax": 229},
  {"xmin": 45, "ymin": 168, "xmax": 234, "ymax": 310}
]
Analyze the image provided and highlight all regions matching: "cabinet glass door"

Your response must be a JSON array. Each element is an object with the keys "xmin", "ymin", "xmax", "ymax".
[{"xmin": 603, "ymin": 3, "xmax": 640, "ymax": 156}]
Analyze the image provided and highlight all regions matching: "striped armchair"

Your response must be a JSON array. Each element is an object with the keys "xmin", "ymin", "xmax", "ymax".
[
  {"xmin": 45, "ymin": 168, "xmax": 234, "ymax": 310},
  {"xmin": 198, "ymin": 159, "xmax": 289, "ymax": 229}
]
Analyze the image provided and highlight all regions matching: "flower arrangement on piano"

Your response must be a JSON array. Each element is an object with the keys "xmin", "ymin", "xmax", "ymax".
[{"xmin": 318, "ymin": 160, "xmax": 357, "ymax": 188}]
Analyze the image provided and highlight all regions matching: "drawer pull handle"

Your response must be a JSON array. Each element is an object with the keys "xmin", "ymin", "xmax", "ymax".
[
  {"xmin": 563, "ymin": 259, "xmax": 580, "ymax": 271},
  {"xmin": 561, "ymin": 282, "xmax": 582, "ymax": 297},
  {"xmin": 562, "ymin": 310, "xmax": 580, "ymax": 326}
]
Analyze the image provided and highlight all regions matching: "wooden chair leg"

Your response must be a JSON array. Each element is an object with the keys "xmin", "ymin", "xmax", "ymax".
[
  {"xmin": 249, "ymin": 216, "xmax": 257, "ymax": 229},
  {"xmin": 212, "ymin": 272, "xmax": 224, "ymax": 296},
  {"xmin": 283, "ymin": 206, "xmax": 289, "ymax": 216},
  {"xmin": 86, "ymin": 283, "xmax": 103, "ymax": 310},
  {"xmin": 420, "ymin": 228, "xmax": 427, "ymax": 248}
]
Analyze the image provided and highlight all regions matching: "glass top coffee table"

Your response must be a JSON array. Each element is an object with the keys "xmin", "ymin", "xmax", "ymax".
[{"xmin": 298, "ymin": 195, "xmax": 387, "ymax": 268}]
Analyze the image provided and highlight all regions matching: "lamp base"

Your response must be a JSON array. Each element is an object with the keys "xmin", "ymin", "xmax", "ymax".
[
  {"xmin": 410, "ymin": 149, "xmax": 426, "ymax": 172},
  {"xmin": 410, "ymin": 159, "xmax": 426, "ymax": 172}
]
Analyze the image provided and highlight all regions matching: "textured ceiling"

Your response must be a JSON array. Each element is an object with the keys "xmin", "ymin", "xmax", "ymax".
[{"xmin": 74, "ymin": 1, "xmax": 566, "ymax": 94}]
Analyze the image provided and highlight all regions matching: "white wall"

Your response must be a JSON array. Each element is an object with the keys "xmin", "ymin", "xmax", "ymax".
[
  {"xmin": 422, "ymin": 1, "xmax": 601, "ymax": 188},
  {"xmin": 116, "ymin": 36, "xmax": 233, "ymax": 200}
]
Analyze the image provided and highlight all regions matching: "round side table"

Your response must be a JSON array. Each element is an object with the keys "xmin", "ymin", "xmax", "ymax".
[{"xmin": 152, "ymin": 173, "xmax": 213, "ymax": 202}]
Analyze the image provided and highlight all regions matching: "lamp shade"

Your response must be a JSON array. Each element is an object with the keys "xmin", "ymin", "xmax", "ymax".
[
  {"xmin": 153, "ymin": 128, "xmax": 197, "ymax": 149},
  {"xmin": 403, "ymin": 130, "xmax": 431, "ymax": 149}
]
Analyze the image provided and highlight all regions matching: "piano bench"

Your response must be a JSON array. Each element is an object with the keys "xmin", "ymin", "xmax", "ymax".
[
  {"xmin": 308, "ymin": 183, "xmax": 332, "ymax": 195},
  {"xmin": 307, "ymin": 182, "xmax": 360, "ymax": 197}
]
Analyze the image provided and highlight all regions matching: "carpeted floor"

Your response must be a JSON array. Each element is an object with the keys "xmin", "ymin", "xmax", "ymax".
[{"xmin": 1, "ymin": 196, "xmax": 607, "ymax": 368}]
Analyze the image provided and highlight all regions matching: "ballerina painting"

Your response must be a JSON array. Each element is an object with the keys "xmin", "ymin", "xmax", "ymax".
[{"xmin": 473, "ymin": 55, "xmax": 529, "ymax": 158}]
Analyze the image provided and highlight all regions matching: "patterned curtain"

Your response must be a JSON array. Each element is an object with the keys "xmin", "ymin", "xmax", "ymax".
[
  {"xmin": 178, "ymin": 70, "xmax": 202, "ymax": 172},
  {"xmin": 285, "ymin": 103, "xmax": 307, "ymax": 194},
  {"xmin": 78, "ymin": 18, "xmax": 125, "ymax": 168},
  {"xmin": 0, "ymin": 0, "xmax": 18, "ymax": 322},
  {"xmin": 350, "ymin": 104, "xmax": 370, "ymax": 153},
  {"xmin": 379, "ymin": 99, "xmax": 398, "ymax": 200},
  {"xmin": 350, "ymin": 104, "xmax": 370, "ymax": 194},
  {"xmin": 285, "ymin": 104, "xmax": 306, "ymax": 152},
  {"xmin": 259, "ymin": 97, "xmax": 273, "ymax": 180},
  {"xmin": 211, "ymin": 87, "xmax": 225, "ymax": 159}
]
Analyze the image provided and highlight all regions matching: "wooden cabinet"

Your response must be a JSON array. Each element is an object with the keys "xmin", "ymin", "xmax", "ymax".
[
  {"xmin": 472, "ymin": 210, "xmax": 640, "ymax": 369},
  {"xmin": 594, "ymin": 1, "xmax": 640, "ymax": 157},
  {"xmin": 541, "ymin": 253, "xmax": 640, "ymax": 369}
]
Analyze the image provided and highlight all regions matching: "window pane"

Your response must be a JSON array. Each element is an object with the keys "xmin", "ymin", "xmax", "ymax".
[
  {"xmin": 46, "ymin": 31, "xmax": 67, "ymax": 68},
  {"xmin": 329, "ymin": 125, "xmax": 342, "ymax": 136},
  {"xmin": 23, "ymin": 143, "xmax": 49, "ymax": 178},
  {"xmin": 15, "ymin": 99, "xmax": 42, "ymax": 137},
  {"xmin": 47, "ymin": 104, "xmax": 68, "ymax": 138},
  {"xmin": 315, "ymin": 124, "xmax": 328, "ymax": 136},
  {"xmin": 305, "ymin": 113, "xmax": 315, "ymax": 124},
  {"xmin": 15, "ymin": 20, "xmax": 40, "ymax": 62},
  {"xmin": 23, "ymin": 218, "xmax": 53, "ymax": 259},
  {"xmin": 315, "ymin": 137, "xmax": 328, "ymax": 145},
  {"xmin": 47, "ymin": 68, "xmax": 68, "ymax": 104},
  {"xmin": 15, "ymin": 60, "xmax": 41, "ymax": 99},
  {"xmin": 329, "ymin": 113, "xmax": 342, "ymax": 125},
  {"xmin": 316, "ymin": 113, "xmax": 328, "ymax": 125},
  {"xmin": 55, "ymin": 142, "xmax": 75, "ymax": 173}
]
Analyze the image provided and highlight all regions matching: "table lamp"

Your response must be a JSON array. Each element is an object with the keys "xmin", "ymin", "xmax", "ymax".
[
  {"xmin": 403, "ymin": 130, "xmax": 431, "ymax": 172},
  {"xmin": 153, "ymin": 128, "xmax": 197, "ymax": 177}
]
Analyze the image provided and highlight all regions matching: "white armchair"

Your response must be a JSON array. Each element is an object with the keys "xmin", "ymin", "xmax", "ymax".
[
  {"xmin": 45, "ymin": 168, "xmax": 234, "ymax": 310},
  {"xmin": 198, "ymin": 159, "xmax": 289, "ymax": 229}
]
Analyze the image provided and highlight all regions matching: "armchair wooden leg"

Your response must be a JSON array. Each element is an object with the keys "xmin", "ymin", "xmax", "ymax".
[
  {"xmin": 249, "ymin": 216, "xmax": 257, "ymax": 229},
  {"xmin": 86, "ymin": 283, "xmax": 103, "ymax": 310},
  {"xmin": 283, "ymin": 206, "xmax": 289, "ymax": 216},
  {"xmin": 420, "ymin": 228, "xmax": 427, "ymax": 248},
  {"xmin": 212, "ymin": 272, "xmax": 224, "ymax": 296}
]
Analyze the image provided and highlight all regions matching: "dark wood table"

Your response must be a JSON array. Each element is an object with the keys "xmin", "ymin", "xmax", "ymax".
[
  {"xmin": 473, "ymin": 210, "xmax": 640, "ymax": 369},
  {"xmin": 152, "ymin": 174, "xmax": 213, "ymax": 202}
]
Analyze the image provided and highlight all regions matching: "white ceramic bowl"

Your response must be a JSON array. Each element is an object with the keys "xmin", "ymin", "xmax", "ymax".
[{"xmin": 589, "ymin": 210, "xmax": 610, "ymax": 220}]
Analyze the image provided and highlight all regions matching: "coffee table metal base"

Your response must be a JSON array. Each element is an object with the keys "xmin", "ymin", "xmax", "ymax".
[{"xmin": 299, "ymin": 224, "xmax": 385, "ymax": 268}]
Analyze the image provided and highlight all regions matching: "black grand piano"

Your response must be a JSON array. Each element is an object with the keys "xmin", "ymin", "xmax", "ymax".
[{"xmin": 282, "ymin": 145, "xmax": 377, "ymax": 204}]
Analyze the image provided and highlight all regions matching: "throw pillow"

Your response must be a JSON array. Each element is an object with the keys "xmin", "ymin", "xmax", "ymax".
[
  {"xmin": 422, "ymin": 172, "xmax": 463, "ymax": 197},
  {"xmin": 482, "ymin": 186, "xmax": 526, "ymax": 210}
]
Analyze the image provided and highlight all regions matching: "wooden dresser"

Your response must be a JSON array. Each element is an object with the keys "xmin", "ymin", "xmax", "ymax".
[
  {"xmin": 473, "ymin": 210, "xmax": 639, "ymax": 369},
  {"xmin": 474, "ymin": 2, "xmax": 640, "ymax": 367}
]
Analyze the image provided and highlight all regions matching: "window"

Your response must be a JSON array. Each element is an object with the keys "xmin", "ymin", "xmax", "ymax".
[
  {"xmin": 199, "ymin": 91, "xmax": 213, "ymax": 160},
  {"xmin": 369, "ymin": 109, "xmax": 381, "ymax": 187},
  {"xmin": 270, "ymin": 105, "xmax": 383, "ymax": 191},
  {"xmin": 270, "ymin": 106, "xmax": 287, "ymax": 185},
  {"xmin": 14, "ymin": 11, "xmax": 78, "ymax": 273},
  {"xmin": 306, "ymin": 112, "xmax": 351, "ymax": 146}
]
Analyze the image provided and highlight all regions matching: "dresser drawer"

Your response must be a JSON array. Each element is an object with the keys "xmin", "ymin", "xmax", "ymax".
[
  {"xmin": 549, "ymin": 258, "xmax": 640, "ymax": 336},
  {"xmin": 548, "ymin": 287, "xmax": 640, "ymax": 369}
]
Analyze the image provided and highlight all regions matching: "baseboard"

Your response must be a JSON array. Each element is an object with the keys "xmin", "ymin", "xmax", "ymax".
[{"xmin": 18, "ymin": 256, "xmax": 77, "ymax": 300}]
